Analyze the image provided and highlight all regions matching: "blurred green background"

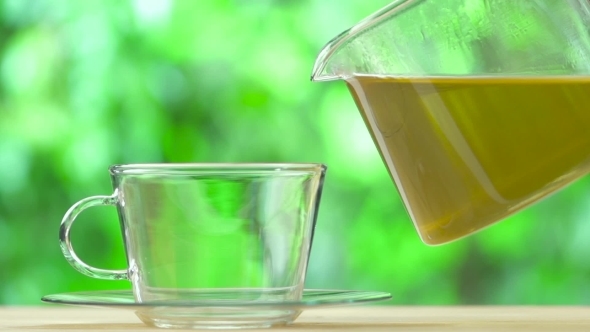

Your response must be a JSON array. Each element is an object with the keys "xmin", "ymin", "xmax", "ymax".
[{"xmin": 1, "ymin": 0, "xmax": 590, "ymax": 305}]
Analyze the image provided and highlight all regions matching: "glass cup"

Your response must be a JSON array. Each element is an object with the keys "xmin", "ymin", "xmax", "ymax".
[{"xmin": 59, "ymin": 163, "xmax": 326, "ymax": 329}]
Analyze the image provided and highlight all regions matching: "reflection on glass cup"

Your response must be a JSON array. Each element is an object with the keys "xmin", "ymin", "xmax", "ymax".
[{"xmin": 59, "ymin": 163, "xmax": 326, "ymax": 329}]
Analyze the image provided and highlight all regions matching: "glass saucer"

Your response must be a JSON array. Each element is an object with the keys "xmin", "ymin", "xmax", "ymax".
[{"xmin": 42, "ymin": 289, "xmax": 391, "ymax": 329}]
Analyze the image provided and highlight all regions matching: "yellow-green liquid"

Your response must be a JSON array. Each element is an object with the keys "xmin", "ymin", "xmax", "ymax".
[{"xmin": 346, "ymin": 76, "xmax": 590, "ymax": 245}]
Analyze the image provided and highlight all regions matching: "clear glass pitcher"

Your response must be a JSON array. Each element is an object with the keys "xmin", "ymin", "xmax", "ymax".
[{"xmin": 312, "ymin": 0, "xmax": 590, "ymax": 245}]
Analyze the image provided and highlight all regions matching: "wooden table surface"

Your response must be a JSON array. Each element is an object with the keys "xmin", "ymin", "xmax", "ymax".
[{"xmin": 1, "ymin": 305, "xmax": 590, "ymax": 331}]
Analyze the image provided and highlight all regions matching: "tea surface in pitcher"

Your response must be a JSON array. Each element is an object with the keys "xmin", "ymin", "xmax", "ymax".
[{"xmin": 347, "ymin": 76, "xmax": 590, "ymax": 244}]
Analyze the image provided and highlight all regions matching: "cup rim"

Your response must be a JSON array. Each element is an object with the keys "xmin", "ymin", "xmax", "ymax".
[{"xmin": 109, "ymin": 163, "xmax": 327, "ymax": 175}]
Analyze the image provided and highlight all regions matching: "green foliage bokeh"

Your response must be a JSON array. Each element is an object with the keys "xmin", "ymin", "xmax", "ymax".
[{"xmin": 1, "ymin": 0, "xmax": 590, "ymax": 305}]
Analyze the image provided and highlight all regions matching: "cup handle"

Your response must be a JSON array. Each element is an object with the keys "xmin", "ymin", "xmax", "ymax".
[{"xmin": 59, "ymin": 190, "xmax": 128, "ymax": 280}]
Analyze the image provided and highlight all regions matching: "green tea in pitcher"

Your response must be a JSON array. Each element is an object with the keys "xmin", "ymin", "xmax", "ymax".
[{"xmin": 347, "ymin": 76, "xmax": 590, "ymax": 245}]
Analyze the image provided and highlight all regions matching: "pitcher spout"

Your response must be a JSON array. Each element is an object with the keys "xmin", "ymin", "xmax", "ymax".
[{"xmin": 311, "ymin": 0, "xmax": 422, "ymax": 82}]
